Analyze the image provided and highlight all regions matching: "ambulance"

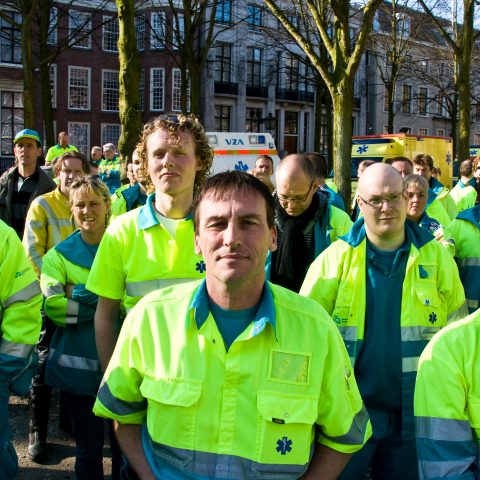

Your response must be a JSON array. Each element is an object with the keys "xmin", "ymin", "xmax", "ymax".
[
  {"xmin": 351, "ymin": 134, "xmax": 453, "ymax": 188},
  {"xmin": 207, "ymin": 132, "xmax": 280, "ymax": 175}
]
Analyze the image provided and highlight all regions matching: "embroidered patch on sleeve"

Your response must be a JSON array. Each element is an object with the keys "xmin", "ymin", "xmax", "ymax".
[{"xmin": 268, "ymin": 350, "xmax": 311, "ymax": 385}]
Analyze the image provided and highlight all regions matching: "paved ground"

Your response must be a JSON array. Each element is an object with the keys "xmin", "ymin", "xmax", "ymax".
[{"xmin": 9, "ymin": 392, "xmax": 113, "ymax": 479}]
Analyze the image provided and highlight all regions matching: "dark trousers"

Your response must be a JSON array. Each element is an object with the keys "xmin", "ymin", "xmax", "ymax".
[
  {"xmin": 29, "ymin": 314, "xmax": 56, "ymax": 433},
  {"xmin": 339, "ymin": 407, "xmax": 419, "ymax": 480},
  {"xmin": 62, "ymin": 391, "xmax": 105, "ymax": 479}
]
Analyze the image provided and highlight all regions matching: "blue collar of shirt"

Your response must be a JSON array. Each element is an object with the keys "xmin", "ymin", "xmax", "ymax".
[
  {"xmin": 457, "ymin": 204, "xmax": 480, "ymax": 230},
  {"xmin": 341, "ymin": 217, "xmax": 433, "ymax": 250},
  {"xmin": 189, "ymin": 278, "xmax": 277, "ymax": 339},
  {"xmin": 55, "ymin": 230, "xmax": 96, "ymax": 269},
  {"xmin": 137, "ymin": 193, "xmax": 192, "ymax": 230},
  {"xmin": 429, "ymin": 177, "xmax": 444, "ymax": 195}
]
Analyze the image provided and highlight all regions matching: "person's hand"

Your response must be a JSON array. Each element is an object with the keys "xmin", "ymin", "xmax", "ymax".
[{"xmin": 65, "ymin": 284, "xmax": 75, "ymax": 299}]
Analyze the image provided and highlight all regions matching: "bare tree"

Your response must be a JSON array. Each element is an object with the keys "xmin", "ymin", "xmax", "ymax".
[
  {"xmin": 263, "ymin": 0, "xmax": 382, "ymax": 208},
  {"xmin": 367, "ymin": 0, "xmax": 418, "ymax": 133},
  {"xmin": 417, "ymin": 0, "xmax": 480, "ymax": 160}
]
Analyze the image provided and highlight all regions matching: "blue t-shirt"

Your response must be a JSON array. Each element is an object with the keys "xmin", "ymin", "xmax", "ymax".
[
  {"xmin": 209, "ymin": 300, "xmax": 258, "ymax": 349},
  {"xmin": 354, "ymin": 237, "xmax": 410, "ymax": 410}
]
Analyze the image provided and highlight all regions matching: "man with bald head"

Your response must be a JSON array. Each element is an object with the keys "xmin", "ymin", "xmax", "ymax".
[
  {"xmin": 301, "ymin": 163, "xmax": 467, "ymax": 480},
  {"xmin": 270, "ymin": 153, "xmax": 352, "ymax": 292}
]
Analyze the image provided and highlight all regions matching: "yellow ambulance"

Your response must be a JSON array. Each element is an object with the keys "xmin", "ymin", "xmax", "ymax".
[{"xmin": 351, "ymin": 134, "xmax": 453, "ymax": 187}]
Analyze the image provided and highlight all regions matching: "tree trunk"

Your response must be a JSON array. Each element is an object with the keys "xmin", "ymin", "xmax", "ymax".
[
  {"xmin": 38, "ymin": 0, "xmax": 54, "ymax": 147},
  {"xmin": 116, "ymin": 0, "xmax": 142, "ymax": 164},
  {"xmin": 332, "ymin": 79, "xmax": 354, "ymax": 212},
  {"xmin": 21, "ymin": 0, "xmax": 36, "ymax": 129},
  {"xmin": 387, "ymin": 84, "xmax": 395, "ymax": 134}
]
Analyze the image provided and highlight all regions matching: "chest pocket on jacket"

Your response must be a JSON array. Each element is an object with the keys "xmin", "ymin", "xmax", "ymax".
[
  {"xmin": 253, "ymin": 391, "xmax": 317, "ymax": 479},
  {"xmin": 140, "ymin": 377, "xmax": 202, "ymax": 469},
  {"xmin": 415, "ymin": 286, "xmax": 447, "ymax": 333}
]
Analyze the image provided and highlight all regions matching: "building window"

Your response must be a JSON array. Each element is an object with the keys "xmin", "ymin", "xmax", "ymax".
[
  {"xmin": 245, "ymin": 108, "xmax": 260, "ymax": 132},
  {"xmin": 172, "ymin": 68, "xmax": 190, "ymax": 112},
  {"xmin": 150, "ymin": 12, "xmax": 166, "ymax": 50},
  {"xmin": 139, "ymin": 69, "xmax": 145, "ymax": 111},
  {"xmin": 436, "ymin": 91, "xmax": 447, "ymax": 116},
  {"xmin": 284, "ymin": 53, "xmax": 299, "ymax": 90},
  {"xmin": 247, "ymin": 47, "xmax": 262, "ymax": 87},
  {"xmin": 419, "ymin": 128, "xmax": 428, "ymax": 136},
  {"xmin": 0, "ymin": 91, "xmax": 23, "ymax": 155},
  {"xmin": 103, "ymin": 16, "xmax": 119, "ymax": 52},
  {"xmin": 418, "ymin": 87, "xmax": 428, "ymax": 116},
  {"xmin": 101, "ymin": 124, "xmax": 121, "ymax": 146},
  {"xmin": 474, "ymin": 133, "xmax": 480, "ymax": 144},
  {"xmin": 383, "ymin": 87, "xmax": 392, "ymax": 112},
  {"xmin": 215, "ymin": 105, "xmax": 230, "ymax": 131},
  {"xmin": 0, "ymin": 11, "xmax": 22, "ymax": 64},
  {"xmin": 437, "ymin": 129, "xmax": 445, "ymax": 137},
  {"xmin": 215, "ymin": 0, "xmax": 232, "ymax": 24},
  {"xmin": 68, "ymin": 66, "xmax": 91, "ymax": 110},
  {"xmin": 475, "ymin": 104, "xmax": 480, "ymax": 122},
  {"xmin": 401, "ymin": 84, "xmax": 412, "ymax": 114},
  {"xmin": 172, "ymin": 14, "xmax": 184, "ymax": 50},
  {"xmin": 399, "ymin": 126, "xmax": 411, "ymax": 134},
  {"xmin": 69, "ymin": 11, "xmax": 92, "ymax": 49},
  {"xmin": 68, "ymin": 122, "xmax": 89, "ymax": 155},
  {"xmin": 102, "ymin": 70, "xmax": 119, "ymax": 112},
  {"xmin": 48, "ymin": 7, "xmax": 57, "ymax": 45},
  {"xmin": 396, "ymin": 14, "xmax": 410, "ymax": 37},
  {"xmin": 247, "ymin": 4, "xmax": 262, "ymax": 31},
  {"xmin": 150, "ymin": 68, "xmax": 165, "ymax": 111},
  {"xmin": 50, "ymin": 64, "xmax": 57, "ymax": 109},
  {"xmin": 419, "ymin": 59, "xmax": 429, "ymax": 72},
  {"xmin": 135, "ymin": 15, "xmax": 145, "ymax": 51},
  {"xmin": 215, "ymin": 42, "xmax": 232, "ymax": 83}
]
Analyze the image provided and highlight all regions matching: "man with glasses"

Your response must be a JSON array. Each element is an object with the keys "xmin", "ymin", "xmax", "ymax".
[
  {"xmin": 269, "ymin": 154, "xmax": 352, "ymax": 292},
  {"xmin": 301, "ymin": 162, "xmax": 468, "ymax": 480}
]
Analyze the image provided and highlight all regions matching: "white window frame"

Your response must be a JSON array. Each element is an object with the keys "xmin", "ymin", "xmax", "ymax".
[
  {"xmin": 69, "ymin": 11, "xmax": 92, "ymax": 49},
  {"xmin": 419, "ymin": 128, "xmax": 428, "ymax": 136},
  {"xmin": 68, "ymin": 122, "xmax": 90, "ymax": 155},
  {"xmin": 101, "ymin": 123, "xmax": 121, "ymax": 146},
  {"xmin": 135, "ymin": 15, "xmax": 145, "ymax": 51},
  {"xmin": 47, "ymin": 7, "xmax": 57, "ymax": 45},
  {"xmin": 102, "ymin": 15, "xmax": 119, "ymax": 53},
  {"xmin": 436, "ymin": 129, "xmax": 445, "ymax": 137},
  {"xmin": 172, "ymin": 68, "xmax": 190, "ymax": 112},
  {"xmin": 50, "ymin": 64, "xmax": 57, "ymax": 109},
  {"xmin": 101, "ymin": 69, "xmax": 119, "ymax": 112},
  {"xmin": 68, "ymin": 66, "xmax": 91, "ymax": 110},
  {"xmin": 172, "ymin": 14, "xmax": 185, "ymax": 50},
  {"xmin": 150, "ymin": 68, "xmax": 165, "ymax": 111},
  {"xmin": 150, "ymin": 12, "xmax": 166, "ymax": 50},
  {"xmin": 474, "ymin": 133, "xmax": 480, "ymax": 144}
]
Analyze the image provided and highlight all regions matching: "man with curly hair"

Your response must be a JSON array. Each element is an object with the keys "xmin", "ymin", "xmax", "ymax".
[{"xmin": 86, "ymin": 114, "xmax": 213, "ymax": 370}]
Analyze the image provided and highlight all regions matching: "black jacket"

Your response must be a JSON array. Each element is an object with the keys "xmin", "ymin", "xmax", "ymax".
[{"xmin": 0, "ymin": 164, "xmax": 56, "ymax": 228}]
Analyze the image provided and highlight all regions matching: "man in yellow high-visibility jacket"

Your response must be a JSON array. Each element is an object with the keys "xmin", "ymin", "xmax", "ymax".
[
  {"xmin": 94, "ymin": 171, "xmax": 372, "ymax": 479},
  {"xmin": 414, "ymin": 309, "xmax": 480, "ymax": 479},
  {"xmin": 301, "ymin": 163, "xmax": 467, "ymax": 480}
]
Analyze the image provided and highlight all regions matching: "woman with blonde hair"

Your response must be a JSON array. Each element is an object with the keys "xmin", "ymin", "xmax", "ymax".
[{"xmin": 40, "ymin": 176, "xmax": 117, "ymax": 479}]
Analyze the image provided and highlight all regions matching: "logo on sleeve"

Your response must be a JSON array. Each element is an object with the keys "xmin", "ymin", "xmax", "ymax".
[
  {"xmin": 276, "ymin": 436, "xmax": 292, "ymax": 455},
  {"xmin": 14, "ymin": 268, "xmax": 30, "ymax": 278}
]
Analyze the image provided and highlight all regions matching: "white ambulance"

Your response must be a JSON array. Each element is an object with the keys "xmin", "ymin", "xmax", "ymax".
[{"xmin": 207, "ymin": 132, "xmax": 280, "ymax": 175}]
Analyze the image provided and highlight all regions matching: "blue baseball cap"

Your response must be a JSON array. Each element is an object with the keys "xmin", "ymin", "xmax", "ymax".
[{"xmin": 13, "ymin": 129, "xmax": 41, "ymax": 145}]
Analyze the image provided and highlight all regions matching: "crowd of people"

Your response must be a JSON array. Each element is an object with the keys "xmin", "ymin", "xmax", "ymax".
[{"xmin": 0, "ymin": 114, "xmax": 478, "ymax": 480}]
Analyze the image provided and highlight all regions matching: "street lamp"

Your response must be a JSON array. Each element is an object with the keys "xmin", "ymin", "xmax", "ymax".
[{"xmin": 250, "ymin": 109, "xmax": 276, "ymax": 133}]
